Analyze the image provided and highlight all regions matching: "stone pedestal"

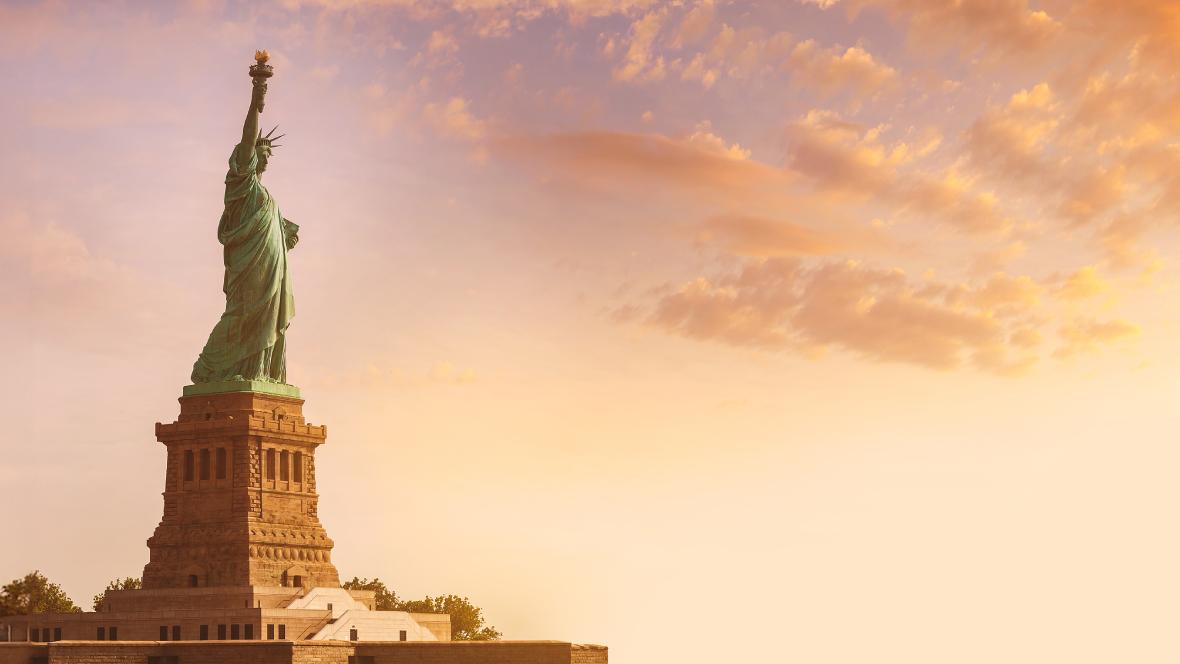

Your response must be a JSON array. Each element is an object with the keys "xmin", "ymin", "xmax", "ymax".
[{"xmin": 143, "ymin": 388, "xmax": 340, "ymax": 591}]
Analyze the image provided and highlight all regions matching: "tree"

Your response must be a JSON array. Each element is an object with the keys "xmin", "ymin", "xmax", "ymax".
[
  {"xmin": 0, "ymin": 571, "xmax": 81, "ymax": 617},
  {"xmin": 92, "ymin": 577, "xmax": 142, "ymax": 611},
  {"xmin": 341, "ymin": 578, "xmax": 501, "ymax": 640},
  {"xmin": 342, "ymin": 577, "xmax": 401, "ymax": 611},
  {"xmin": 399, "ymin": 595, "xmax": 502, "ymax": 641}
]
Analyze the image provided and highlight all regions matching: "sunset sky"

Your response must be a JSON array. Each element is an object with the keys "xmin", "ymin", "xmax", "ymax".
[{"xmin": 4, "ymin": 0, "xmax": 1180, "ymax": 661}]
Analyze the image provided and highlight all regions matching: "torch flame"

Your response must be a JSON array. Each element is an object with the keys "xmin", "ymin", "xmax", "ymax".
[{"xmin": 254, "ymin": 49, "xmax": 270, "ymax": 64}]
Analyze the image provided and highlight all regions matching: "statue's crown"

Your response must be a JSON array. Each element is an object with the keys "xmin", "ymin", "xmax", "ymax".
[{"xmin": 257, "ymin": 125, "xmax": 285, "ymax": 148}]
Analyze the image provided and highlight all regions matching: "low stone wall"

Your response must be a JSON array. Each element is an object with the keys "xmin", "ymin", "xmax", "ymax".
[
  {"xmin": 0, "ymin": 643, "xmax": 46, "ymax": 664},
  {"xmin": 571, "ymin": 644, "xmax": 609, "ymax": 664},
  {"xmin": 0, "ymin": 640, "xmax": 606, "ymax": 663},
  {"xmin": 354, "ymin": 640, "xmax": 605, "ymax": 663},
  {"xmin": 49, "ymin": 641, "xmax": 308, "ymax": 664}
]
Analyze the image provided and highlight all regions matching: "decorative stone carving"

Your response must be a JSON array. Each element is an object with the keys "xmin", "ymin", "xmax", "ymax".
[{"xmin": 144, "ymin": 390, "xmax": 340, "ymax": 589}]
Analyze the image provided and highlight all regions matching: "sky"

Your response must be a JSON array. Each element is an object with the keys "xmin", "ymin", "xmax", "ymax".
[{"xmin": 3, "ymin": 0, "xmax": 1180, "ymax": 661}]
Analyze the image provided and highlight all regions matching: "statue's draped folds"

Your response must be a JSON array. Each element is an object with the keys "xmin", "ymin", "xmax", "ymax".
[{"xmin": 191, "ymin": 142, "xmax": 299, "ymax": 384}]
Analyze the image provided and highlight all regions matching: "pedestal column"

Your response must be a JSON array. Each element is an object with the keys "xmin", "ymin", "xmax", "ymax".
[{"xmin": 143, "ymin": 382, "xmax": 340, "ymax": 590}]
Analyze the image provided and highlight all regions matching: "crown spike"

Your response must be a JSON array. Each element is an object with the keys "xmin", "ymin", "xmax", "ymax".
[{"xmin": 264, "ymin": 125, "xmax": 280, "ymax": 139}]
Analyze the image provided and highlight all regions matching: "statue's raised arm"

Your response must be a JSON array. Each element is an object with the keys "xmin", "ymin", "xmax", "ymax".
[
  {"xmin": 242, "ymin": 50, "xmax": 271, "ymax": 148},
  {"xmin": 242, "ymin": 80, "xmax": 265, "ymax": 148}
]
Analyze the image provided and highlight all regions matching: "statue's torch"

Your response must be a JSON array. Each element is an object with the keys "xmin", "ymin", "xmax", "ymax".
[
  {"xmin": 250, "ymin": 49, "xmax": 274, "ymax": 79},
  {"xmin": 249, "ymin": 50, "xmax": 273, "ymax": 113}
]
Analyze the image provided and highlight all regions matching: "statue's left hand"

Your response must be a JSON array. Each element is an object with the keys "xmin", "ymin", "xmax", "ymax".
[{"xmin": 283, "ymin": 218, "xmax": 300, "ymax": 251}]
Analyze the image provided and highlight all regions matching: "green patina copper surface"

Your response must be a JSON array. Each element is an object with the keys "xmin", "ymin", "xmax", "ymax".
[
  {"xmin": 191, "ymin": 56, "xmax": 301, "ymax": 386},
  {"xmin": 183, "ymin": 379, "xmax": 301, "ymax": 398}
]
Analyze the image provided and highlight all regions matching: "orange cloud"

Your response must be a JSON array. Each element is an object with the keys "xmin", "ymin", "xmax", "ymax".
[
  {"xmin": 696, "ymin": 214, "xmax": 873, "ymax": 258},
  {"xmin": 968, "ymin": 241, "xmax": 1027, "ymax": 276},
  {"xmin": 669, "ymin": 0, "xmax": 715, "ymax": 48},
  {"xmin": 785, "ymin": 110, "xmax": 902, "ymax": 193},
  {"xmin": 965, "ymin": 83, "xmax": 1059, "ymax": 181},
  {"xmin": 787, "ymin": 41, "xmax": 899, "ymax": 96},
  {"xmin": 424, "ymin": 96, "xmax": 487, "ymax": 141},
  {"xmin": 848, "ymin": 0, "xmax": 1062, "ymax": 55},
  {"xmin": 960, "ymin": 73, "xmax": 1180, "ymax": 267},
  {"xmin": 1058, "ymin": 0, "xmax": 1180, "ymax": 70},
  {"xmin": 613, "ymin": 9, "xmax": 668, "ymax": 82},
  {"xmin": 966, "ymin": 273, "xmax": 1042, "ymax": 313},
  {"xmin": 1098, "ymin": 216, "xmax": 1155, "ymax": 270},
  {"xmin": 786, "ymin": 111, "xmax": 1011, "ymax": 234},
  {"xmin": 635, "ymin": 258, "xmax": 1043, "ymax": 374},
  {"xmin": 1052, "ymin": 266, "xmax": 1108, "ymax": 300},
  {"xmin": 648, "ymin": 266, "xmax": 802, "ymax": 350},
  {"xmin": 494, "ymin": 128, "xmax": 788, "ymax": 197},
  {"xmin": 1055, "ymin": 318, "xmax": 1139, "ymax": 358}
]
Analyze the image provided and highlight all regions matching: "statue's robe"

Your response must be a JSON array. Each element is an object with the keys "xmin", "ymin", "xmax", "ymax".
[{"xmin": 191, "ymin": 142, "xmax": 299, "ymax": 384}]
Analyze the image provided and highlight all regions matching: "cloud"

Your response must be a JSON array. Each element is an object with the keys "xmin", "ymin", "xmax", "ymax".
[
  {"xmin": 785, "ymin": 110, "xmax": 904, "ymax": 193},
  {"xmin": 850, "ymin": 0, "xmax": 1062, "ymax": 55},
  {"xmin": 428, "ymin": 29, "xmax": 460, "ymax": 55},
  {"xmin": 494, "ymin": 128, "xmax": 788, "ymax": 198},
  {"xmin": 786, "ymin": 110, "xmax": 1012, "ymax": 234},
  {"xmin": 669, "ymin": 0, "xmax": 715, "ymax": 48},
  {"xmin": 613, "ymin": 9, "xmax": 667, "ymax": 82},
  {"xmin": 681, "ymin": 53, "xmax": 719, "ymax": 89},
  {"xmin": 1055, "ymin": 318, "xmax": 1139, "ymax": 358},
  {"xmin": 291, "ymin": 0, "xmax": 663, "ymax": 20},
  {"xmin": 961, "ymin": 75, "xmax": 1180, "ymax": 267},
  {"xmin": 1098, "ymin": 215, "xmax": 1155, "ymax": 270},
  {"xmin": 648, "ymin": 266, "xmax": 802, "ymax": 350},
  {"xmin": 683, "ymin": 121, "xmax": 750, "ymax": 160},
  {"xmin": 787, "ymin": 41, "xmax": 899, "ymax": 96},
  {"xmin": 424, "ymin": 96, "xmax": 487, "ymax": 141},
  {"xmin": 638, "ymin": 258, "xmax": 1043, "ymax": 374},
  {"xmin": 716, "ymin": 27, "xmax": 795, "ymax": 79},
  {"xmin": 1052, "ymin": 266, "xmax": 1108, "ymax": 300},
  {"xmin": 1060, "ymin": 0, "xmax": 1180, "ymax": 70},
  {"xmin": 965, "ymin": 83, "xmax": 1059, "ymax": 182},
  {"xmin": 696, "ymin": 214, "xmax": 875, "ymax": 258},
  {"xmin": 967, "ymin": 272, "xmax": 1042, "ymax": 313},
  {"xmin": 969, "ymin": 241, "xmax": 1027, "ymax": 276}
]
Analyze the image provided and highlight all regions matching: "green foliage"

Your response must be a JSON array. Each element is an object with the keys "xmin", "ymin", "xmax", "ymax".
[
  {"xmin": 341, "ymin": 578, "xmax": 501, "ymax": 640},
  {"xmin": 342, "ymin": 577, "xmax": 401, "ymax": 611},
  {"xmin": 0, "ymin": 571, "xmax": 81, "ymax": 617},
  {"xmin": 92, "ymin": 577, "xmax": 142, "ymax": 611},
  {"xmin": 399, "ymin": 594, "xmax": 502, "ymax": 641}
]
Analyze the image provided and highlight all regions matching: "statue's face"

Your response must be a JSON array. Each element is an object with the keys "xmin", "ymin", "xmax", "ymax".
[{"xmin": 256, "ymin": 144, "xmax": 272, "ymax": 173}]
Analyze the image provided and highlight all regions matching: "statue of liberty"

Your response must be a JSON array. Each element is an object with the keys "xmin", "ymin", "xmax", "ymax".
[{"xmin": 191, "ymin": 51, "xmax": 299, "ymax": 385}]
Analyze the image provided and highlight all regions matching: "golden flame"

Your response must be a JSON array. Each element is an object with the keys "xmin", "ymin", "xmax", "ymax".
[{"xmin": 254, "ymin": 49, "xmax": 270, "ymax": 64}]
